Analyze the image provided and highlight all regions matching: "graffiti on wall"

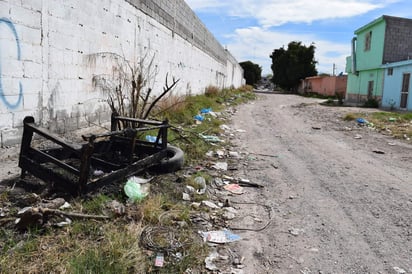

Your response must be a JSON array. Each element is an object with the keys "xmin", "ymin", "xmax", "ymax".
[{"xmin": 0, "ymin": 18, "xmax": 23, "ymax": 109}]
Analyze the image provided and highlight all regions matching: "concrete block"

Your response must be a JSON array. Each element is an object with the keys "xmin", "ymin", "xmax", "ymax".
[
  {"xmin": 21, "ymin": 0, "xmax": 43, "ymax": 12},
  {"xmin": 0, "ymin": 113, "xmax": 14, "ymax": 128},
  {"xmin": 22, "ymin": 92, "xmax": 40, "ymax": 110},
  {"xmin": 12, "ymin": 110, "xmax": 39, "ymax": 127},
  {"xmin": 18, "ymin": 25, "xmax": 42, "ymax": 45},
  {"xmin": 1, "ymin": 127, "xmax": 22, "ymax": 147},
  {"xmin": 1, "ymin": 59, "xmax": 24, "ymax": 77},
  {"xmin": 20, "ymin": 78, "xmax": 42, "ymax": 94},
  {"xmin": 9, "ymin": 5, "xmax": 41, "ymax": 29},
  {"xmin": 23, "ymin": 61, "xmax": 42, "ymax": 78}
]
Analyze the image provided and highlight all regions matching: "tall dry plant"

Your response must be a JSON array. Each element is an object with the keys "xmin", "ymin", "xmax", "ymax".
[{"xmin": 87, "ymin": 51, "xmax": 179, "ymax": 121}]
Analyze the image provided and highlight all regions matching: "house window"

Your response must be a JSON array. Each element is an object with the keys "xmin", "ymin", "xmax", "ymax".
[
  {"xmin": 364, "ymin": 31, "xmax": 372, "ymax": 51},
  {"xmin": 388, "ymin": 68, "xmax": 393, "ymax": 76}
]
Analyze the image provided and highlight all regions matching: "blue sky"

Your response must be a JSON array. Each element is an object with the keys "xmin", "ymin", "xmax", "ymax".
[{"xmin": 185, "ymin": 0, "xmax": 412, "ymax": 76}]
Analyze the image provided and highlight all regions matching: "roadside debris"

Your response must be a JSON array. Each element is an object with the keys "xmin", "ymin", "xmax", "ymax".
[
  {"xmin": 373, "ymin": 149, "xmax": 385, "ymax": 154},
  {"xmin": 124, "ymin": 176, "xmax": 150, "ymax": 203},
  {"xmin": 199, "ymin": 229, "xmax": 241, "ymax": 244},
  {"xmin": 15, "ymin": 206, "xmax": 110, "ymax": 230},
  {"xmin": 224, "ymin": 184, "xmax": 244, "ymax": 195}
]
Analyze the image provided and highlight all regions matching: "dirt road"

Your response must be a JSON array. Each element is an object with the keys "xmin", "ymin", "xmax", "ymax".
[{"xmin": 228, "ymin": 93, "xmax": 412, "ymax": 274}]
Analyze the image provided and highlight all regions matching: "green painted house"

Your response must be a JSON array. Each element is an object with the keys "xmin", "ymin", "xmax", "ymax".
[{"xmin": 346, "ymin": 15, "xmax": 412, "ymax": 104}]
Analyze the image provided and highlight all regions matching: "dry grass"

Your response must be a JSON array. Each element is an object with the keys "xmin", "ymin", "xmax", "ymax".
[
  {"xmin": 0, "ymin": 222, "xmax": 148, "ymax": 274},
  {"xmin": 204, "ymin": 85, "xmax": 220, "ymax": 97},
  {"xmin": 343, "ymin": 111, "xmax": 412, "ymax": 141},
  {"xmin": 154, "ymin": 93, "xmax": 187, "ymax": 117}
]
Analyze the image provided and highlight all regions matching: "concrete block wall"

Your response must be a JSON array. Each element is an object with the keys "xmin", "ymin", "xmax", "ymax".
[
  {"xmin": 383, "ymin": 16, "xmax": 412, "ymax": 63},
  {"xmin": 0, "ymin": 0, "xmax": 244, "ymax": 146}
]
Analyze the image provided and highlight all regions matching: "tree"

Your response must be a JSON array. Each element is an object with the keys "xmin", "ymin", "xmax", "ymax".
[
  {"xmin": 239, "ymin": 61, "xmax": 262, "ymax": 86},
  {"xmin": 270, "ymin": 41, "xmax": 317, "ymax": 92}
]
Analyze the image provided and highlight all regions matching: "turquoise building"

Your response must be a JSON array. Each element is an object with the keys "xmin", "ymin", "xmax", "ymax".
[
  {"xmin": 346, "ymin": 15, "xmax": 412, "ymax": 105},
  {"xmin": 381, "ymin": 60, "xmax": 412, "ymax": 110}
]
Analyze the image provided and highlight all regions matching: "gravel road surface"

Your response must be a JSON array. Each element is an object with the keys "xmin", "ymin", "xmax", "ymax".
[{"xmin": 228, "ymin": 93, "xmax": 412, "ymax": 274}]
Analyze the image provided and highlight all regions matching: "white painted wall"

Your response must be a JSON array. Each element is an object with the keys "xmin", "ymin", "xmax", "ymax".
[{"xmin": 0, "ymin": 0, "xmax": 244, "ymax": 146}]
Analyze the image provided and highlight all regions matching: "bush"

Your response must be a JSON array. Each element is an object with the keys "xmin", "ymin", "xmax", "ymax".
[{"xmin": 363, "ymin": 98, "xmax": 380, "ymax": 108}]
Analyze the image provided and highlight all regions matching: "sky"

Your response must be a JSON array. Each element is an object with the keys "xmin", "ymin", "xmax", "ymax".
[{"xmin": 185, "ymin": 0, "xmax": 412, "ymax": 76}]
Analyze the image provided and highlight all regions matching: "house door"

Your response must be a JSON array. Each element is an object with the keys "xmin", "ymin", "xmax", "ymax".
[{"xmin": 400, "ymin": 73, "xmax": 410, "ymax": 108}]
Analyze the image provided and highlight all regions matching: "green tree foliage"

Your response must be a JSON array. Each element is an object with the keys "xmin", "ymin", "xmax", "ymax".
[
  {"xmin": 239, "ymin": 61, "xmax": 262, "ymax": 85},
  {"xmin": 270, "ymin": 41, "xmax": 317, "ymax": 92}
]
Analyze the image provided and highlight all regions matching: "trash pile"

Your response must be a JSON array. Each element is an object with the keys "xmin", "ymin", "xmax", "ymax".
[{"xmin": 0, "ymin": 101, "xmax": 269, "ymax": 273}]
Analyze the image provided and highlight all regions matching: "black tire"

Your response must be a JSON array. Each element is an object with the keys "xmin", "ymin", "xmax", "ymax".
[{"xmin": 155, "ymin": 145, "xmax": 184, "ymax": 173}]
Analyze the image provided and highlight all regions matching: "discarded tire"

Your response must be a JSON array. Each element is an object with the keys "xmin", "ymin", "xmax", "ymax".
[{"xmin": 155, "ymin": 145, "xmax": 184, "ymax": 173}]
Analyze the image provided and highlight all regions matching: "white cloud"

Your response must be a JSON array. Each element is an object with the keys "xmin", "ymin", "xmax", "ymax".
[
  {"xmin": 229, "ymin": 0, "xmax": 383, "ymax": 27},
  {"xmin": 184, "ymin": 0, "xmax": 226, "ymax": 11},
  {"xmin": 187, "ymin": 0, "xmax": 398, "ymax": 27},
  {"xmin": 226, "ymin": 27, "xmax": 350, "ymax": 75}
]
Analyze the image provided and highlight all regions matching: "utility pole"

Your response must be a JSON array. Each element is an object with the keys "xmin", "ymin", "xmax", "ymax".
[{"xmin": 333, "ymin": 63, "xmax": 336, "ymax": 76}]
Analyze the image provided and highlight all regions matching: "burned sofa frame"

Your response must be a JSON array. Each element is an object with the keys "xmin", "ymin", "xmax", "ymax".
[{"xmin": 19, "ymin": 113, "xmax": 182, "ymax": 195}]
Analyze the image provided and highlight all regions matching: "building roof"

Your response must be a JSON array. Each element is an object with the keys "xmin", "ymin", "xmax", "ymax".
[
  {"xmin": 381, "ymin": 59, "xmax": 412, "ymax": 69},
  {"xmin": 355, "ymin": 15, "xmax": 412, "ymax": 34}
]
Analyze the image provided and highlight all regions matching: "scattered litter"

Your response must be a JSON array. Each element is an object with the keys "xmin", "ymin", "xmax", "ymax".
[
  {"xmin": 202, "ymin": 200, "xmax": 220, "ymax": 209},
  {"xmin": 289, "ymin": 228, "xmax": 304, "ymax": 236},
  {"xmin": 124, "ymin": 177, "xmax": 150, "ymax": 203},
  {"xmin": 194, "ymin": 114, "xmax": 205, "ymax": 122},
  {"xmin": 344, "ymin": 127, "xmax": 352, "ymax": 131},
  {"xmin": 194, "ymin": 176, "xmax": 207, "ymax": 194},
  {"xmin": 373, "ymin": 149, "xmax": 385, "ymax": 154},
  {"xmin": 39, "ymin": 198, "xmax": 66, "ymax": 209},
  {"xmin": 389, "ymin": 117, "xmax": 397, "ymax": 122},
  {"xmin": 155, "ymin": 253, "xmax": 164, "ymax": 267},
  {"xmin": 182, "ymin": 193, "xmax": 191, "ymax": 201},
  {"xmin": 212, "ymin": 162, "xmax": 228, "ymax": 171},
  {"xmin": 229, "ymin": 151, "xmax": 240, "ymax": 158},
  {"xmin": 235, "ymin": 129, "xmax": 246, "ymax": 133},
  {"xmin": 191, "ymin": 202, "xmax": 201, "ymax": 209},
  {"xmin": 393, "ymin": 266, "xmax": 406, "ymax": 274},
  {"xmin": 59, "ymin": 202, "xmax": 71, "ymax": 210},
  {"xmin": 55, "ymin": 218, "xmax": 72, "ymax": 227},
  {"xmin": 271, "ymin": 163, "xmax": 279, "ymax": 169},
  {"xmin": 224, "ymin": 184, "xmax": 244, "ymax": 195},
  {"xmin": 354, "ymin": 134, "xmax": 362, "ymax": 139},
  {"xmin": 200, "ymin": 229, "xmax": 241, "ymax": 243},
  {"xmin": 107, "ymin": 200, "xmax": 125, "ymax": 215},
  {"xmin": 93, "ymin": 169, "xmax": 104, "ymax": 176},
  {"xmin": 357, "ymin": 118, "xmax": 367, "ymax": 124},
  {"xmin": 145, "ymin": 135, "xmax": 160, "ymax": 143},
  {"xmin": 388, "ymin": 142, "xmax": 396, "ymax": 146},
  {"xmin": 220, "ymin": 124, "xmax": 231, "ymax": 131},
  {"xmin": 185, "ymin": 185, "xmax": 196, "ymax": 194},
  {"xmin": 237, "ymin": 178, "xmax": 263, "ymax": 188},
  {"xmin": 213, "ymin": 177, "xmax": 225, "ymax": 187},
  {"xmin": 201, "ymin": 134, "xmax": 222, "ymax": 142},
  {"xmin": 200, "ymin": 108, "xmax": 212, "ymax": 114},
  {"xmin": 205, "ymin": 250, "xmax": 220, "ymax": 271},
  {"xmin": 215, "ymin": 150, "xmax": 225, "ymax": 158},
  {"xmin": 312, "ymin": 126, "xmax": 321, "ymax": 130}
]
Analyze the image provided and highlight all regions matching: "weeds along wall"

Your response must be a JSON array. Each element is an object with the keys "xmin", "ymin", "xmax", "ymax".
[{"xmin": 0, "ymin": 0, "xmax": 244, "ymax": 146}]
